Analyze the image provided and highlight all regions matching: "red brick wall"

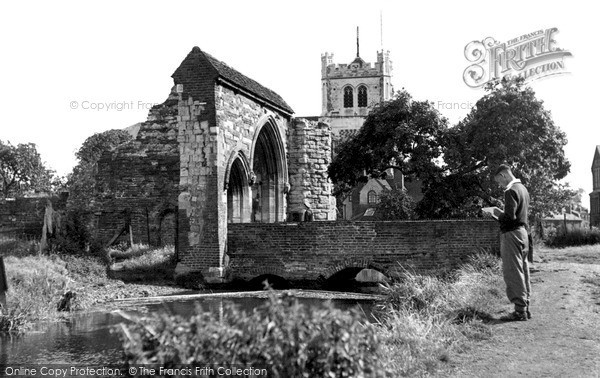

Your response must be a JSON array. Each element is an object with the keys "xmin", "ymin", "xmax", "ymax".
[{"xmin": 227, "ymin": 220, "xmax": 500, "ymax": 281}]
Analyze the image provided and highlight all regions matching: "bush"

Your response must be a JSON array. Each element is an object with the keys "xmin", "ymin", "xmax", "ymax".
[
  {"xmin": 545, "ymin": 227, "xmax": 600, "ymax": 248},
  {"xmin": 377, "ymin": 189, "xmax": 416, "ymax": 220},
  {"xmin": 119, "ymin": 291, "xmax": 387, "ymax": 377},
  {"xmin": 50, "ymin": 208, "xmax": 105, "ymax": 258}
]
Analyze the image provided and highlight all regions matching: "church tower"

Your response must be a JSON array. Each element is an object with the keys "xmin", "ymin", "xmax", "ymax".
[{"xmin": 320, "ymin": 28, "xmax": 393, "ymax": 140}]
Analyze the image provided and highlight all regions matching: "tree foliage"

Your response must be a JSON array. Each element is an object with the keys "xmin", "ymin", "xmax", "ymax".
[
  {"xmin": 376, "ymin": 189, "xmax": 416, "ymax": 220},
  {"xmin": 67, "ymin": 129, "xmax": 132, "ymax": 208},
  {"xmin": 329, "ymin": 77, "xmax": 573, "ymax": 220},
  {"xmin": 422, "ymin": 77, "xmax": 572, "ymax": 219},
  {"xmin": 328, "ymin": 90, "xmax": 448, "ymax": 195},
  {"xmin": 0, "ymin": 140, "xmax": 54, "ymax": 198}
]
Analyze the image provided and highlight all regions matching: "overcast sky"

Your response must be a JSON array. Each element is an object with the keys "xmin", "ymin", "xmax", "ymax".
[{"xmin": 1, "ymin": 1, "xmax": 598, "ymax": 206}]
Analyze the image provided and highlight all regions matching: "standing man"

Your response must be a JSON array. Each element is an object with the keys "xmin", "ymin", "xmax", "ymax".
[{"xmin": 493, "ymin": 164, "xmax": 531, "ymax": 321}]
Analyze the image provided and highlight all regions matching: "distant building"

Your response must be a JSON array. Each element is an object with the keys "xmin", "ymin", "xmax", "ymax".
[
  {"xmin": 343, "ymin": 169, "xmax": 423, "ymax": 220},
  {"xmin": 316, "ymin": 31, "xmax": 423, "ymax": 219},
  {"xmin": 542, "ymin": 209, "xmax": 584, "ymax": 233},
  {"xmin": 591, "ymin": 145, "xmax": 600, "ymax": 227},
  {"xmin": 319, "ymin": 43, "xmax": 393, "ymax": 142}
]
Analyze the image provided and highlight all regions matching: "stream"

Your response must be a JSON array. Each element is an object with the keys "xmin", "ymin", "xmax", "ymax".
[{"xmin": 0, "ymin": 290, "xmax": 379, "ymax": 366}]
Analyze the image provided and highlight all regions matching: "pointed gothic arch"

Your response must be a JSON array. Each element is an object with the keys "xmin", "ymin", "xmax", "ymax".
[
  {"xmin": 225, "ymin": 151, "xmax": 251, "ymax": 223},
  {"xmin": 249, "ymin": 117, "xmax": 288, "ymax": 222}
]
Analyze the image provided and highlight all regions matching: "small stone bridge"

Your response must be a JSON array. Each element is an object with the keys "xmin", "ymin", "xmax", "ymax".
[{"xmin": 227, "ymin": 219, "xmax": 499, "ymax": 285}]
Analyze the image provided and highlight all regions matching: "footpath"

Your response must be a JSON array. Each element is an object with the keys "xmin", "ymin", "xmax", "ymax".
[{"xmin": 444, "ymin": 247, "xmax": 600, "ymax": 378}]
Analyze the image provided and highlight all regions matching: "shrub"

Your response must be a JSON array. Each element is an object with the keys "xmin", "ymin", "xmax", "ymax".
[
  {"xmin": 118, "ymin": 291, "xmax": 387, "ymax": 377},
  {"xmin": 545, "ymin": 227, "xmax": 600, "ymax": 248}
]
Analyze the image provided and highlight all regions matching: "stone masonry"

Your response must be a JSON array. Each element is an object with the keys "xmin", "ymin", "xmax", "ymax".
[
  {"xmin": 95, "ymin": 46, "xmax": 336, "ymax": 284},
  {"xmin": 287, "ymin": 119, "xmax": 335, "ymax": 221},
  {"xmin": 94, "ymin": 94, "xmax": 180, "ymax": 247}
]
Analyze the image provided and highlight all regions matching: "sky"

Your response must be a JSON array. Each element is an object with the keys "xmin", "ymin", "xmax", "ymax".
[{"xmin": 1, "ymin": 1, "xmax": 598, "ymax": 207}]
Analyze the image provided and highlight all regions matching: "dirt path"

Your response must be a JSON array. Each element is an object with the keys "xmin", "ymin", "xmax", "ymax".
[{"xmin": 445, "ymin": 247, "xmax": 600, "ymax": 378}]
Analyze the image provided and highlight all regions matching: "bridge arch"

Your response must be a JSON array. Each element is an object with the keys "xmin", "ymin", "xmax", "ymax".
[
  {"xmin": 248, "ymin": 274, "xmax": 290, "ymax": 290},
  {"xmin": 323, "ymin": 260, "xmax": 390, "ymax": 281}
]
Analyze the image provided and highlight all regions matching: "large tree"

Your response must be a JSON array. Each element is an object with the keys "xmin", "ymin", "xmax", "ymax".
[
  {"xmin": 328, "ymin": 90, "xmax": 448, "ymax": 196},
  {"xmin": 419, "ymin": 77, "xmax": 572, "ymax": 219},
  {"xmin": 0, "ymin": 140, "xmax": 54, "ymax": 197},
  {"xmin": 328, "ymin": 78, "xmax": 573, "ymax": 220}
]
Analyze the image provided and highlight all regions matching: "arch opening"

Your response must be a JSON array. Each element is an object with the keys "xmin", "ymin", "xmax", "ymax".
[
  {"xmin": 325, "ymin": 267, "xmax": 389, "ymax": 291},
  {"xmin": 248, "ymin": 274, "xmax": 290, "ymax": 290},
  {"xmin": 251, "ymin": 121, "xmax": 286, "ymax": 223},
  {"xmin": 227, "ymin": 157, "xmax": 250, "ymax": 223},
  {"xmin": 158, "ymin": 210, "xmax": 176, "ymax": 247}
]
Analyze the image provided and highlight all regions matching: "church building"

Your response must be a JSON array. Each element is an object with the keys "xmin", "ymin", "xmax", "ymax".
[{"xmin": 318, "ymin": 32, "xmax": 421, "ymax": 219}]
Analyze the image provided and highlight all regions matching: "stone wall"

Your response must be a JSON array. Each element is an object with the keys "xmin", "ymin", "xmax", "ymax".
[
  {"xmin": 287, "ymin": 119, "xmax": 336, "ymax": 220},
  {"xmin": 320, "ymin": 51, "xmax": 393, "ymax": 119},
  {"xmin": 94, "ymin": 97, "xmax": 180, "ymax": 246},
  {"xmin": 227, "ymin": 220, "xmax": 499, "ymax": 282},
  {"xmin": 0, "ymin": 195, "xmax": 67, "ymax": 237},
  {"xmin": 176, "ymin": 81, "xmax": 291, "ymax": 281}
]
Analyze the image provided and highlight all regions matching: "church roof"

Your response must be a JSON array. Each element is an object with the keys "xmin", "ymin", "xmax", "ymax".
[
  {"xmin": 173, "ymin": 46, "xmax": 293, "ymax": 115},
  {"xmin": 593, "ymin": 145, "xmax": 600, "ymax": 168},
  {"xmin": 350, "ymin": 56, "xmax": 366, "ymax": 67}
]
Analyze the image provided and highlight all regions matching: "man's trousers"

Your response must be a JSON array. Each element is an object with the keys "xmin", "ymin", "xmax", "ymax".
[{"xmin": 500, "ymin": 227, "xmax": 531, "ymax": 312}]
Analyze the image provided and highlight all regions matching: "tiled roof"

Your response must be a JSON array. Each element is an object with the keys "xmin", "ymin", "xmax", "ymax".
[{"xmin": 201, "ymin": 49, "xmax": 293, "ymax": 114}]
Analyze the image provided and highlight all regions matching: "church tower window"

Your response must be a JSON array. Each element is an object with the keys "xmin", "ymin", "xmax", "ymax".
[
  {"xmin": 344, "ymin": 86, "xmax": 354, "ymax": 108},
  {"xmin": 358, "ymin": 85, "xmax": 367, "ymax": 107}
]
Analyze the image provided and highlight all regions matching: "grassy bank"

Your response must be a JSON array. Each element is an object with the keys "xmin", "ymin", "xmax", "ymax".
[
  {"xmin": 119, "ymin": 253, "xmax": 505, "ymax": 377},
  {"xmin": 0, "ymin": 241, "xmax": 181, "ymax": 333}
]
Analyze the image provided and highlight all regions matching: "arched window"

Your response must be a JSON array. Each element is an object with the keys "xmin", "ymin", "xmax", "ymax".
[
  {"xmin": 343, "ymin": 86, "xmax": 353, "ymax": 108},
  {"xmin": 367, "ymin": 190, "xmax": 379, "ymax": 204},
  {"xmin": 358, "ymin": 85, "xmax": 368, "ymax": 107}
]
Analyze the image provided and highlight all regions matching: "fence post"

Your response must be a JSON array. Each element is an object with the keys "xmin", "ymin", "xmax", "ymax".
[{"xmin": 0, "ymin": 256, "xmax": 7, "ymax": 309}]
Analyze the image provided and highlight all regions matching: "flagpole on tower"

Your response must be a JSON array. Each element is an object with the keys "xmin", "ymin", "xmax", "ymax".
[
  {"xmin": 380, "ymin": 10, "xmax": 383, "ymax": 49},
  {"xmin": 356, "ymin": 26, "xmax": 360, "ymax": 57}
]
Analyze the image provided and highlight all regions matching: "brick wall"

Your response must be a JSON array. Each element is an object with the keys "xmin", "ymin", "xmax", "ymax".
[
  {"xmin": 227, "ymin": 220, "xmax": 499, "ymax": 282},
  {"xmin": 0, "ymin": 195, "xmax": 67, "ymax": 237}
]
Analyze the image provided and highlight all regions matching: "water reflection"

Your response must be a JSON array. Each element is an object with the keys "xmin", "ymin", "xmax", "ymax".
[{"xmin": 0, "ymin": 293, "xmax": 375, "ymax": 365}]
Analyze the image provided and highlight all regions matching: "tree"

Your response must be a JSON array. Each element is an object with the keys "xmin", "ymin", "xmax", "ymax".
[
  {"xmin": 419, "ymin": 76, "xmax": 572, "ymax": 219},
  {"xmin": 0, "ymin": 140, "xmax": 54, "ymax": 198},
  {"xmin": 328, "ymin": 78, "xmax": 573, "ymax": 221},
  {"xmin": 328, "ymin": 90, "xmax": 448, "ymax": 196},
  {"xmin": 376, "ymin": 189, "xmax": 416, "ymax": 220},
  {"xmin": 67, "ymin": 129, "xmax": 132, "ymax": 208}
]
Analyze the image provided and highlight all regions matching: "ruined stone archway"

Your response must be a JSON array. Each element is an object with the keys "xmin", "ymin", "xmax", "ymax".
[
  {"xmin": 226, "ymin": 154, "xmax": 251, "ymax": 223},
  {"xmin": 250, "ymin": 119, "xmax": 287, "ymax": 223}
]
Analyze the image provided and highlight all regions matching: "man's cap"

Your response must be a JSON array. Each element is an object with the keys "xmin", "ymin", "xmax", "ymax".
[{"xmin": 494, "ymin": 164, "xmax": 512, "ymax": 176}]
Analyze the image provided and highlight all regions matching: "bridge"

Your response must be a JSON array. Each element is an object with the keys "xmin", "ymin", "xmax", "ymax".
[{"xmin": 226, "ymin": 219, "xmax": 499, "ymax": 287}]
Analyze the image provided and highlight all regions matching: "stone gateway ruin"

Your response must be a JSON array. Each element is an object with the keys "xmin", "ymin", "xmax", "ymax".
[
  {"xmin": 93, "ymin": 47, "xmax": 336, "ymax": 283},
  {"xmin": 93, "ymin": 46, "xmax": 500, "ymax": 286}
]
